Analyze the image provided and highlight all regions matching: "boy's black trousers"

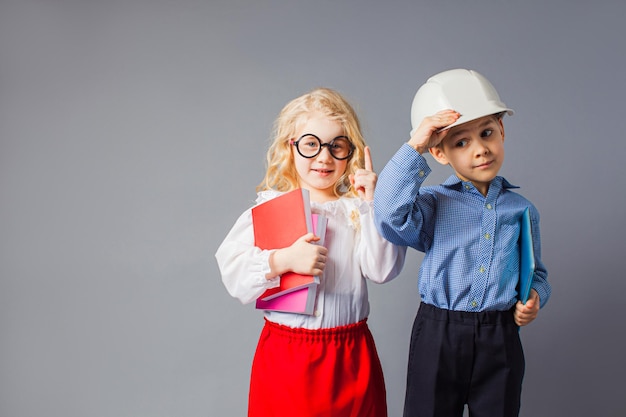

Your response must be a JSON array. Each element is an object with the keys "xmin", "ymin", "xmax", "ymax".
[{"xmin": 403, "ymin": 303, "xmax": 525, "ymax": 417}]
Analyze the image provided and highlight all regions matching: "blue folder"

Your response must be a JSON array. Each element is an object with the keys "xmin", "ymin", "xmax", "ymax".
[{"xmin": 519, "ymin": 207, "xmax": 535, "ymax": 304}]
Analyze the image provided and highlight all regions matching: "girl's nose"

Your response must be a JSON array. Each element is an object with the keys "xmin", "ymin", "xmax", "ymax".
[{"xmin": 316, "ymin": 145, "xmax": 334, "ymax": 161}]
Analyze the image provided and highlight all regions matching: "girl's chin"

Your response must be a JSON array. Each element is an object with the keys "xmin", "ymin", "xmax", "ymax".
[{"xmin": 305, "ymin": 180, "xmax": 336, "ymax": 191}]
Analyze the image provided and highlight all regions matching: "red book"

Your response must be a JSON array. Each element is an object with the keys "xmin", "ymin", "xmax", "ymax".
[
  {"xmin": 255, "ymin": 213, "xmax": 327, "ymax": 315},
  {"xmin": 252, "ymin": 189, "xmax": 318, "ymax": 303}
]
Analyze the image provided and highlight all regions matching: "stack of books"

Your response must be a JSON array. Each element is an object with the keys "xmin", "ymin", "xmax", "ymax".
[{"xmin": 252, "ymin": 188, "xmax": 326, "ymax": 315}]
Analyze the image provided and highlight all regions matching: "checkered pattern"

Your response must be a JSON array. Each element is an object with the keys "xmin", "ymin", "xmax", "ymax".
[{"xmin": 373, "ymin": 144, "xmax": 551, "ymax": 311}]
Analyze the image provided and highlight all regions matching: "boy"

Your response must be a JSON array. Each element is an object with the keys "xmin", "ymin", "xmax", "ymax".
[{"xmin": 373, "ymin": 69, "xmax": 551, "ymax": 417}]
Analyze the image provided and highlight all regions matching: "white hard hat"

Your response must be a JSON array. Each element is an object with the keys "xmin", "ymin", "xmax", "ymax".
[{"xmin": 410, "ymin": 68, "xmax": 514, "ymax": 135}]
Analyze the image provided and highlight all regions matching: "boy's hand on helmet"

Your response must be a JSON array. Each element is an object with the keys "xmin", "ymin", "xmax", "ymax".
[{"xmin": 408, "ymin": 110, "xmax": 461, "ymax": 154}]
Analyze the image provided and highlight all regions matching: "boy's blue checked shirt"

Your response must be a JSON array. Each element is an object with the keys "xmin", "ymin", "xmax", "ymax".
[{"xmin": 374, "ymin": 144, "xmax": 551, "ymax": 311}]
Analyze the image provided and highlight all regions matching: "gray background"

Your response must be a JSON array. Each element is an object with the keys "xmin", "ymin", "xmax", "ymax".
[{"xmin": 1, "ymin": 0, "xmax": 625, "ymax": 416}]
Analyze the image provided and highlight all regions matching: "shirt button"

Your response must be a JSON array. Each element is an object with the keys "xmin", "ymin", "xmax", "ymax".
[
  {"xmin": 418, "ymin": 170, "xmax": 425, "ymax": 177},
  {"xmin": 471, "ymin": 300, "xmax": 478, "ymax": 308},
  {"xmin": 486, "ymin": 203, "xmax": 493, "ymax": 210},
  {"xmin": 314, "ymin": 310, "xmax": 321, "ymax": 317},
  {"xmin": 479, "ymin": 266, "xmax": 485, "ymax": 273},
  {"xmin": 465, "ymin": 185, "xmax": 471, "ymax": 190},
  {"xmin": 484, "ymin": 233, "xmax": 491, "ymax": 240}
]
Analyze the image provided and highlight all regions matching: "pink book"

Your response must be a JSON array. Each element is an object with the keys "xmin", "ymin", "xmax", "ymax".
[{"xmin": 255, "ymin": 286, "xmax": 315, "ymax": 315}]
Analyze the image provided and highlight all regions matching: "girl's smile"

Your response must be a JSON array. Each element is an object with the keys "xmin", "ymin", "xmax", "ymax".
[{"xmin": 311, "ymin": 168, "xmax": 334, "ymax": 176}]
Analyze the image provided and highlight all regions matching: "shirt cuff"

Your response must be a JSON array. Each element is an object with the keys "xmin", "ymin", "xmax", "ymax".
[
  {"xmin": 257, "ymin": 249, "xmax": 280, "ymax": 288},
  {"xmin": 394, "ymin": 144, "xmax": 432, "ymax": 181}
]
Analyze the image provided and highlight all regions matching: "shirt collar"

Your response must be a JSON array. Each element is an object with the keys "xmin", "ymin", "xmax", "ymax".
[{"xmin": 441, "ymin": 175, "xmax": 520, "ymax": 191}]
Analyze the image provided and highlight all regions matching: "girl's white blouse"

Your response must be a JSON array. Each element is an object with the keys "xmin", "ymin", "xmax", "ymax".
[{"xmin": 215, "ymin": 190, "xmax": 407, "ymax": 329}]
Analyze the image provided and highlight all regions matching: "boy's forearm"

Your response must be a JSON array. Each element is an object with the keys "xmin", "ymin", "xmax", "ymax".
[{"xmin": 373, "ymin": 145, "xmax": 432, "ymax": 247}]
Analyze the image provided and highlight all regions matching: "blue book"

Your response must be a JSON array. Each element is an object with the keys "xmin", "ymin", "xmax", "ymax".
[{"xmin": 519, "ymin": 207, "xmax": 535, "ymax": 304}]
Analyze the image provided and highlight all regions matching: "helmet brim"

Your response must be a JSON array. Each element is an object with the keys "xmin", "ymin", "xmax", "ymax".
[{"xmin": 410, "ymin": 105, "xmax": 514, "ymax": 136}]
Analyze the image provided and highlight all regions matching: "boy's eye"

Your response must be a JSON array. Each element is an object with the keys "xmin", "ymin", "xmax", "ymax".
[
  {"xmin": 455, "ymin": 139, "xmax": 468, "ymax": 148},
  {"xmin": 481, "ymin": 129, "xmax": 493, "ymax": 138}
]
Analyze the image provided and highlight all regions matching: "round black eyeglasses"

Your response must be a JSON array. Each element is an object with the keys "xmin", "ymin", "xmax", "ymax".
[{"xmin": 290, "ymin": 134, "xmax": 355, "ymax": 160}]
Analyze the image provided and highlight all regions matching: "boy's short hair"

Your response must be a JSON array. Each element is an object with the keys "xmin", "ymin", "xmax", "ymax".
[{"xmin": 431, "ymin": 112, "xmax": 506, "ymax": 150}]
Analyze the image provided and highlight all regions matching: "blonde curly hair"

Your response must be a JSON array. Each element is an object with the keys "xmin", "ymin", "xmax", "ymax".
[{"xmin": 257, "ymin": 87, "xmax": 366, "ymax": 198}]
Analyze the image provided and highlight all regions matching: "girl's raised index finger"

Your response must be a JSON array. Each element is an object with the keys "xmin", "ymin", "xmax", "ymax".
[{"xmin": 364, "ymin": 146, "xmax": 373, "ymax": 171}]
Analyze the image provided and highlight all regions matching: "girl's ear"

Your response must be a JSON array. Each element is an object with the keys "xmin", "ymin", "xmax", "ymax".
[{"xmin": 429, "ymin": 146, "xmax": 449, "ymax": 165}]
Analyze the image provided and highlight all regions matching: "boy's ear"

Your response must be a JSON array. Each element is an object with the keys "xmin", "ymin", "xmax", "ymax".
[{"xmin": 428, "ymin": 146, "xmax": 449, "ymax": 165}]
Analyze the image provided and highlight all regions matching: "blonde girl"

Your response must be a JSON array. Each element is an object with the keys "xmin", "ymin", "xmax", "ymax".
[{"xmin": 216, "ymin": 87, "xmax": 405, "ymax": 417}]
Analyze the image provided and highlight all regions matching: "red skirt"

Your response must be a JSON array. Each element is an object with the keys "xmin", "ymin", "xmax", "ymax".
[{"xmin": 248, "ymin": 319, "xmax": 387, "ymax": 417}]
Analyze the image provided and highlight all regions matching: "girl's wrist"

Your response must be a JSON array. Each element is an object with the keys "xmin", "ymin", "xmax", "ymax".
[
  {"xmin": 267, "ymin": 248, "xmax": 292, "ymax": 279},
  {"xmin": 266, "ymin": 250, "xmax": 282, "ymax": 279}
]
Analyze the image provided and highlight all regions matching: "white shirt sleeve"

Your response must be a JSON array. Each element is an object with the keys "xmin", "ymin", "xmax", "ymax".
[
  {"xmin": 357, "ymin": 200, "xmax": 407, "ymax": 284},
  {"xmin": 214, "ymin": 208, "xmax": 280, "ymax": 305}
]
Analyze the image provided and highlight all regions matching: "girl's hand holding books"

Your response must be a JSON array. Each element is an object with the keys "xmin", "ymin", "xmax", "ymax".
[{"xmin": 267, "ymin": 233, "xmax": 328, "ymax": 279}]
